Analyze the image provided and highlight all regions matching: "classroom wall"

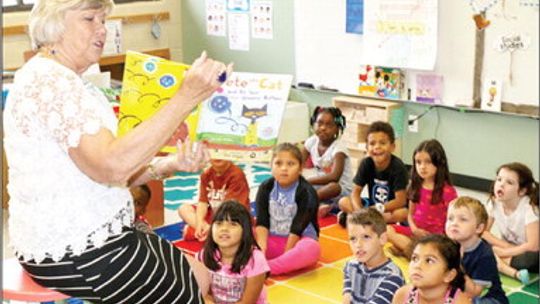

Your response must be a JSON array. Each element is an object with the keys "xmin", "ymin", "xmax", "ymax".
[
  {"xmin": 2, "ymin": 0, "xmax": 183, "ymax": 70},
  {"xmin": 290, "ymin": 88, "xmax": 539, "ymax": 184},
  {"xmin": 181, "ymin": 0, "xmax": 294, "ymax": 75}
]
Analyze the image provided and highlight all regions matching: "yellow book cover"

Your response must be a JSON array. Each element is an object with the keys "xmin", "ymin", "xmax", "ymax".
[{"xmin": 117, "ymin": 51, "xmax": 200, "ymax": 153}]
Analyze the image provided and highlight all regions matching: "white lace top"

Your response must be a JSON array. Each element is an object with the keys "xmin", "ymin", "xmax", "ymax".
[{"xmin": 3, "ymin": 55, "xmax": 133, "ymax": 263}]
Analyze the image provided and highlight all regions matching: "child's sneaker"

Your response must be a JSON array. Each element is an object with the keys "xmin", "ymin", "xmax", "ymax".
[
  {"xmin": 337, "ymin": 211, "xmax": 347, "ymax": 228},
  {"xmin": 516, "ymin": 269, "xmax": 529, "ymax": 285}
]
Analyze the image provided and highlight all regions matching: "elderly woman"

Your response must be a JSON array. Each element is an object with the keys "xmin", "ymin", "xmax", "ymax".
[{"xmin": 3, "ymin": 0, "xmax": 231, "ymax": 303}]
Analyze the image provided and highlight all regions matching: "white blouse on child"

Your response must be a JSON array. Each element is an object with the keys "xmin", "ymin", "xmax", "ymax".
[
  {"xmin": 304, "ymin": 135, "xmax": 353, "ymax": 193},
  {"xmin": 3, "ymin": 56, "xmax": 133, "ymax": 263},
  {"xmin": 487, "ymin": 196, "xmax": 539, "ymax": 245}
]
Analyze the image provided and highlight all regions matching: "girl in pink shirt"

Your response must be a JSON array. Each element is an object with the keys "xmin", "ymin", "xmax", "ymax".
[
  {"xmin": 198, "ymin": 200, "xmax": 270, "ymax": 304},
  {"xmin": 387, "ymin": 139, "xmax": 457, "ymax": 257}
]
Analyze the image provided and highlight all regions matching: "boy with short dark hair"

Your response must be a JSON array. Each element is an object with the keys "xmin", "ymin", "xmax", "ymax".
[
  {"xmin": 178, "ymin": 159, "xmax": 250, "ymax": 241},
  {"xmin": 343, "ymin": 208, "xmax": 404, "ymax": 304},
  {"xmin": 338, "ymin": 121, "xmax": 408, "ymax": 226},
  {"xmin": 446, "ymin": 196, "xmax": 508, "ymax": 304}
]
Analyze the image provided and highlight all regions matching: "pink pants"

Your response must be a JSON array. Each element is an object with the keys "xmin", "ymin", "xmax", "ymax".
[{"xmin": 265, "ymin": 235, "xmax": 320, "ymax": 275}]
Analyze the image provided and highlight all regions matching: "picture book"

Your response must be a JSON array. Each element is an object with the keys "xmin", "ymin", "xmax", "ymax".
[
  {"xmin": 117, "ymin": 51, "xmax": 199, "ymax": 154},
  {"xmin": 118, "ymin": 51, "xmax": 293, "ymax": 162}
]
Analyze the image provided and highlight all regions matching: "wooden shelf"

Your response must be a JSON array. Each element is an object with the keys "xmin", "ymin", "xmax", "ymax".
[{"xmin": 3, "ymin": 12, "xmax": 170, "ymax": 36}]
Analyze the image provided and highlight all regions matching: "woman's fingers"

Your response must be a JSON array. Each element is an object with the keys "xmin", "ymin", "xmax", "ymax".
[{"xmin": 174, "ymin": 139, "xmax": 209, "ymax": 172}]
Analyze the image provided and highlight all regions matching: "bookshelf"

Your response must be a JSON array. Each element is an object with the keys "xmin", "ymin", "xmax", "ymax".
[{"xmin": 332, "ymin": 96, "xmax": 402, "ymax": 170}]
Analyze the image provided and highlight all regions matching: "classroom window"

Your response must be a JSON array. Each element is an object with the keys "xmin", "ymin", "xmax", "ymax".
[{"xmin": 1, "ymin": 0, "xmax": 153, "ymax": 12}]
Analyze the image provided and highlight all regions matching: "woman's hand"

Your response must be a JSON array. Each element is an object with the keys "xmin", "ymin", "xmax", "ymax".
[
  {"xmin": 177, "ymin": 51, "xmax": 234, "ymax": 104},
  {"xmin": 169, "ymin": 139, "xmax": 210, "ymax": 173}
]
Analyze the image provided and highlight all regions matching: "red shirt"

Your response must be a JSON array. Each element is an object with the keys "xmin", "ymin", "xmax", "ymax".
[{"xmin": 198, "ymin": 163, "xmax": 250, "ymax": 211}]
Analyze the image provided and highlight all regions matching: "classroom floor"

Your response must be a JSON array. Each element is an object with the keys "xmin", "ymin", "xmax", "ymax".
[{"xmin": 2, "ymin": 163, "xmax": 539, "ymax": 303}]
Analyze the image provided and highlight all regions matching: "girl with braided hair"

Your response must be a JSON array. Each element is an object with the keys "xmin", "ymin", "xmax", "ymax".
[{"xmin": 302, "ymin": 106, "xmax": 353, "ymax": 218}]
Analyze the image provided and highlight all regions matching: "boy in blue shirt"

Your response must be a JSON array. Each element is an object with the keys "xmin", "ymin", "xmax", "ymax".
[
  {"xmin": 338, "ymin": 121, "xmax": 408, "ymax": 226},
  {"xmin": 446, "ymin": 196, "xmax": 508, "ymax": 304},
  {"xmin": 343, "ymin": 208, "xmax": 404, "ymax": 304}
]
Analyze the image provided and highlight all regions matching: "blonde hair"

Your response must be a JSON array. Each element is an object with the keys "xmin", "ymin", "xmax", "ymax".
[
  {"xmin": 29, "ymin": 0, "xmax": 114, "ymax": 50},
  {"xmin": 450, "ymin": 196, "xmax": 488, "ymax": 228}
]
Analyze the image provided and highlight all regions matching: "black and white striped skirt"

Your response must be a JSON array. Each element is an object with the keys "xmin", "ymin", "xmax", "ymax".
[{"xmin": 19, "ymin": 228, "xmax": 203, "ymax": 304}]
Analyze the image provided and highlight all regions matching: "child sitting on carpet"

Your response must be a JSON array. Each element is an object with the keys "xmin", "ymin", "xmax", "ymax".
[
  {"xmin": 131, "ymin": 184, "xmax": 155, "ymax": 235},
  {"xmin": 386, "ymin": 139, "xmax": 457, "ymax": 257},
  {"xmin": 255, "ymin": 143, "xmax": 321, "ymax": 275},
  {"xmin": 338, "ymin": 121, "xmax": 409, "ymax": 226},
  {"xmin": 343, "ymin": 208, "xmax": 404, "ymax": 304},
  {"xmin": 198, "ymin": 200, "xmax": 270, "ymax": 304},
  {"xmin": 483, "ymin": 162, "xmax": 539, "ymax": 285},
  {"xmin": 301, "ymin": 106, "xmax": 353, "ymax": 218},
  {"xmin": 446, "ymin": 197, "xmax": 508, "ymax": 304},
  {"xmin": 178, "ymin": 159, "xmax": 250, "ymax": 242},
  {"xmin": 392, "ymin": 234, "xmax": 470, "ymax": 304}
]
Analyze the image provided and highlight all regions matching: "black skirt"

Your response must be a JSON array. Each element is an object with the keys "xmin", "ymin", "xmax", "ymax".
[{"xmin": 19, "ymin": 228, "xmax": 203, "ymax": 304}]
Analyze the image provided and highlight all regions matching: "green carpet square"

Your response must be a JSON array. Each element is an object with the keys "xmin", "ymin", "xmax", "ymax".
[
  {"xmin": 508, "ymin": 292, "xmax": 538, "ymax": 304},
  {"xmin": 523, "ymin": 280, "xmax": 539, "ymax": 295}
]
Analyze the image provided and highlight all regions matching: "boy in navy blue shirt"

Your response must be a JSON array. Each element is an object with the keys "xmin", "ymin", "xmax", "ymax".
[{"xmin": 446, "ymin": 196, "xmax": 508, "ymax": 304}]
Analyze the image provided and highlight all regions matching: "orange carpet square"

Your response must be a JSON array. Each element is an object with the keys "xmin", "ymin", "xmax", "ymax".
[{"xmin": 319, "ymin": 235, "xmax": 352, "ymax": 264}]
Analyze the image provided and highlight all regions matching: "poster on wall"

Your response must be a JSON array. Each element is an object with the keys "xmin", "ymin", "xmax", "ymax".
[
  {"xmin": 481, "ymin": 79, "xmax": 502, "ymax": 112},
  {"xmin": 251, "ymin": 0, "xmax": 273, "ymax": 39},
  {"xmin": 363, "ymin": 0, "xmax": 438, "ymax": 70},
  {"xmin": 346, "ymin": 0, "xmax": 364, "ymax": 34},
  {"xmin": 227, "ymin": 0, "xmax": 250, "ymax": 12},
  {"xmin": 206, "ymin": 0, "xmax": 227, "ymax": 36},
  {"xmin": 103, "ymin": 20, "xmax": 122, "ymax": 55},
  {"xmin": 228, "ymin": 13, "xmax": 250, "ymax": 50},
  {"xmin": 196, "ymin": 72, "xmax": 293, "ymax": 162}
]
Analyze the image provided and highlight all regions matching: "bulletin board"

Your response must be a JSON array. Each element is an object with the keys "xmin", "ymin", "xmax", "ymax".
[
  {"xmin": 181, "ymin": 0, "xmax": 295, "ymax": 76},
  {"xmin": 293, "ymin": 0, "xmax": 539, "ymax": 108}
]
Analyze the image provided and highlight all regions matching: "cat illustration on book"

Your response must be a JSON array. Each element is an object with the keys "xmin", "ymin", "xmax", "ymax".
[{"xmin": 242, "ymin": 104, "xmax": 267, "ymax": 146}]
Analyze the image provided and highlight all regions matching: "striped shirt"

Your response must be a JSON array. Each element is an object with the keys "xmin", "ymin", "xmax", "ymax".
[{"xmin": 343, "ymin": 259, "xmax": 404, "ymax": 304}]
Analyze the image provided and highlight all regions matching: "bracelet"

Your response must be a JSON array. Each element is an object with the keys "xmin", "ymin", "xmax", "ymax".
[{"xmin": 147, "ymin": 161, "xmax": 167, "ymax": 180}]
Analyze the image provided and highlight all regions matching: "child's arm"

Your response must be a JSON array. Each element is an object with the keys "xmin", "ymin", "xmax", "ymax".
[
  {"xmin": 455, "ymin": 293, "xmax": 473, "ymax": 304},
  {"xmin": 482, "ymin": 217, "xmax": 514, "ymax": 248},
  {"xmin": 235, "ymin": 273, "xmax": 266, "ymax": 304},
  {"xmin": 195, "ymin": 202, "xmax": 210, "ymax": 240},
  {"xmin": 406, "ymin": 201, "xmax": 428, "ymax": 237},
  {"xmin": 382, "ymin": 189, "xmax": 407, "ymax": 212},
  {"xmin": 463, "ymin": 274, "xmax": 485, "ymax": 298},
  {"xmin": 184, "ymin": 254, "xmax": 211, "ymax": 297},
  {"xmin": 306, "ymin": 152, "xmax": 347, "ymax": 185},
  {"xmin": 255, "ymin": 226, "xmax": 269, "ymax": 253},
  {"xmin": 493, "ymin": 220, "xmax": 539, "ymax": 258},
  {"xmin": 285, "ymin": 234, "xmax": 300, "ymax": 252},
  {"xmin": 350, "ymin": 184, "xmax": 364, "ymax": 211},
  {"xmin": 301, "ymin": 146, "xmax": 310, "ymax": 164},
  {"xmin": 255, "ymin": 180, "xmax": 272, "ymax": 253}
]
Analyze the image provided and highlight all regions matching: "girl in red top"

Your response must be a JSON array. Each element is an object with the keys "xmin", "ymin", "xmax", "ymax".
[{"xmin": 387, "ymin": 139, "xmax": 457, "ymax": 257}]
